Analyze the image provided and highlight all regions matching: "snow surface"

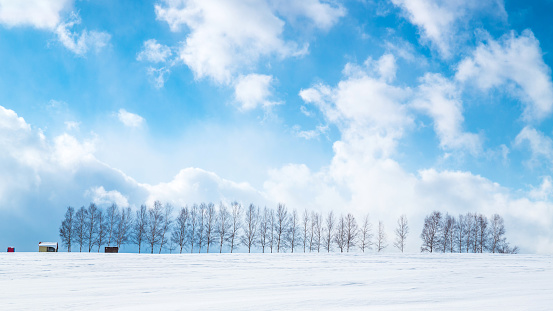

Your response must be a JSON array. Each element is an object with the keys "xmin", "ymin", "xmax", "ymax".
[{"xmin": 1, "ymin": 253, "xmax": 552, "ymax": 310}]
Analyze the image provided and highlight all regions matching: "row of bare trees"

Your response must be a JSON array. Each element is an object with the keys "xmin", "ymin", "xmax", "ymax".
[
  {"xmin": 60, "ymin": 202, "xmax": 413, "ymax": 253},
  {"xmin": 420, "ymin": 211, "xmax": 518, "ymax": 254}
]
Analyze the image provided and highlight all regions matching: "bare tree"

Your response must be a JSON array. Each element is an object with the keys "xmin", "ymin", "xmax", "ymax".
[
  {"xmin": 323, "ymin": 211, "xmax": 335, "ymax": 252},
  {"xmin": 376, "ymin": 221, "xmax": 387, "ymax": 252},
  {"xmin": 393, "ymin": 214, "xmax": 408, "ymax": 253},
  {"xmin": 73, "ymin": 206, "xmax": 87, "ymax": 252},
  {"xmin": 477, "ymin": 214, "xmax": 489, "ymax": 253},
  {"xmin": 158, "ymin": 203, "xmax": 173, "ymax": 254},
  {"xmin": 464, "ymin": 213, "xmax": 474, "ymax": 253},
  {"xmin": 420, "ymin": 211, "xmax": 442, "ymax": 253},
  {"xmin": 334, "ymin": 215, "xmax": 346, "ymax": 252},
  {"xmin": 146, "ymin": 201, "xmax": 164, "ymax": 254},
  {"xmin": 241, "ymin": 204, "xmax": 259, "ymax": 253},
  {"xmin": 196, "ymin": 203, "xmax": 206, "ymax": 253},
  {"xmin": 456, "ymin": 214, "xmax": 465, "ymax": 253},
  {"xmin": 188, "ymin": 204, "xmax": 198, "ymax": 253},
  {"xmin": 115, "ymin": 207, "xmax": 133, "ymax": 249},
  {"xmin": 269, "ymin": 209, "xmax": 275, "ymax": 253},
  {"xmin": 105, "ymin": 204, "xmax": 119, "ymax": 246},
  {"xmin": 228, "ymin": 202, "xmax": 242, "ymax": 253},
  {"xmin": 217, "ymin": 203, "xmax": 230, "ymax": 253},
  {"xmin": 441, "ymin": 214, "xmax": 454, "ymax": 253},
  {"xmin": 344, "ymin": 213, "xmax": 358, "ymax": 252},
  {"xmin": 358, "ymin": 213, "xmax": 373, "ymax": 252},
  {"xmin": 59, "ymin": 206, "xmax": 75, "ymax": 252},
  {"xmin": 258, "ymin": 206, "xmax": 270, "ymax": 253},
  {"xmin": 275, "ymin": 203, "xmax": 289, "ymax": 252},
  {"xmin": 309, "ymin": 211, "xmax": 316, "ymax": 252},
  {"xmin": 171, "ymin": 206, "xmax": 189, "ymax": 254},
  {"xmin": 315, "ymin": 212, "xmax": 322, "ymax": 252},
  {"xmin": 205, "ymin": 203, "xmax": 216, "ymax": 253},
  {"xmin": 288, "ymin": 209, "xmax": 299, "ymax": 253},
  {"xmin": 86, "ymin": 203, "xmax": 100, "ymax": 252},
  {"xmin": 489, "ymin": 214, "xmax": 506, "ymax": 253},
  {"xmin": 302, "ymin": 209, "xmax": 310, "ymax": 253},
  {"xmin": 95, "ymin": 209, "xmax": 107, "ymax": 252},
  {"xmin": 134, "ymin": 205, "xmax": 148, "ymax": 253},
  {"xmin": 448, "ymin": 215, "xmax": 457, "ymax": 253}
]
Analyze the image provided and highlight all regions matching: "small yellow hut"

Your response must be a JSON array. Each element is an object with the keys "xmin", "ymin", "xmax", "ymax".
[{"xmin": 38, "ymin": 242, "xmax": 58, "ymax": 252}]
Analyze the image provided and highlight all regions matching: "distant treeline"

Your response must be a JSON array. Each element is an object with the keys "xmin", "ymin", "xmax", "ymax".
[{"xmin": 59, "ymin": 202, "xmax": 517, "ymax": 254}]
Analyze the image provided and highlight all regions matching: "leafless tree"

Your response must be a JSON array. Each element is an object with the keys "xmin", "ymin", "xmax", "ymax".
[
  {"xmin": 242, "ymin": 203, "xmax": 259, "ymax": 253},
  {"xmin": 302, "ymin": 209, "xmax": 310, "ymax": 252},
  {"xmin": 217, "ymin": 203, "xmax": 230, "ymax": 253},
  {"xmin": 158, "ymin": 203, "xmax": 173, "ymax": 254},
  {"xmin": 228, "ymin": 201, "xmax": 242, "ymax": 253},
  {"xmin": 315, "ymin": 212, "xmax": 322, "ymax": 252},
  {"xmin": 105, "ymin": 204, "xmax": 119, "ymax": 246},
  {"xmin": 258, "ymin": 206, "xmax": 270, "ymax": 253},
  {"xmin": 188, "ymin": 204, "xmax": 198, "ymax": 253},
  {"xmin": 463, "ymin": 213, "xmax": 474, "ymax": 253},
  {"xmin": 74, "ymin": 206, "xmax": 87, "ymax": 252},
  {"xmin": 288, "ymin": 209, "xmax": 299, "ymax": 253},
  {"xmin": 393, "ymin": 214, "xmax": 408, "ymax": 253},
  {"xmin": 115, "ymin": 207, "xmax": 133, "ymax": 249},
  {"xmin": 376, "ymin": 221, "xmax": 387, "ymax": 252},
  {"xmin": 441, "ymin": 214, "xmax": 454, "ymax": 253},
  {"xmin": 59, "ymin": 206, "xmax": 75, "ymax": 252},
  {"xmin": 358, "ymin": 213, "xmax": 373, "ymax": 252},
  {"xmin": 171, "ymin": 206, "xmax": 189, "ymax": 253},
  {"xmin": 134, "ymin": 205, "xmax": 148, "ymax": 253},
  {"xmin": 196, "ymin": 203, "xmax": 206, "ymax": 253},
  {"xmin": 309, "ymin": 211, "xmax": 316, "ymax": 252},
  {"xmin": 477, "ymin": 214, "xmax": 489, "ymax": 253},
  {"xmin": 323, "ymin": 211, "xmax": 335, "ymax": 252},
  {"xmin": 456, "ymin": 214, "xmax": 465, "ymax": 253},
  {"xmin": 420, "ymin": 211, "xmax": 441, "ymax": 253},
  {"xmin": 95, "ymin": 209, "xmax": 107, "ymax": 252},
  {"xmin": 489, "ymin": 214, "xmax": 506, "ymax": 253},
  {"xmin": 275, "ymin": 203, "xmax": 289, "ymax": 252},
  {"xmin": 334, "ymin": 215, "xmax": 346, "ymax": 252},
  {"xmin": 205, "ymin": 203, "xmax": 216, "ymax": 253},
  {"xmin": 448, "ymin": 215, "xmax": 456, "ymax": 253},
  {"xmin": 146, "ymin": 201, "xmax": 164, "ymax": 254},
  {"xmin": 345, "ymin": 213, "xmax": 358, "ymax": 252},
  {"xmin": 269, "ymin": 209, "xmax": 275, "ymax": 253},
  {"xmin": 86, "ymin": 203, "xmax": 100, "ymax": 252}
]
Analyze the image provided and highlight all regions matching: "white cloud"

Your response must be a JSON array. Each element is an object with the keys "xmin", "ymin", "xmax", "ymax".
[
  {"xmin": 137, "ymin": 39, "xmax": 172, "ymax": 63},
  {"xmin": 456, "ymin": 30, "xmax": 553, "ymax": 122},
  {"xmin": 272, "ymin": 0, "xmax": 346, "ymax": 31},
  {"xmin": 514, "ymin": 126, "xmax": 553, "ymax": 167},
  {"xmin": 0, "ymin": 0, "xmax": 72, "ymax": 29},
  {"xmin": 155, "ymin": 0, "xmax": 303, "ymax": 84},
  {"xmin": 391, "ymin": 0, "xmax": 505, "ymax": 57},
  {"xmin": 529, "ymin": 176, "xmax": 553, "ymax": 201},
  {"xmin": 234, "ymin": 74, "xmax": 280, "ymax": 110},
  {"xmin": 54, "ymin": 13, "xmax": 111, "ymax": 55},
  {"xmin": 117, "ymin": 109, "xmax": 145, "ymax": 128},
  {"xmin": 412, "ymin": 73, "xmax": 482, "ymax": 154},
  {"xmin": 64, "ymin": 121, "xmax": 80, "ymax": 131},
  {"xmin": 146, "ymin": 66, "xmax": 171, "ymax": 89},
  {"xmin": 86, "ymin": 186, "xmax": 130, "ymax": 208},
  {"xmin": 293, "ymin": 124, "xmax": 329, "ymax": 140}
]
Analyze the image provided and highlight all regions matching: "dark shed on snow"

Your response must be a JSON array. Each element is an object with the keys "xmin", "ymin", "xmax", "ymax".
[{"xmin": 105, "ymin": 246, "xmax": 119, "ymax": 253}]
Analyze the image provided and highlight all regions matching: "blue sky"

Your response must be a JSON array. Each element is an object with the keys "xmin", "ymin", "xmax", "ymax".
[{"xmin": 1, "ymin": 0, "xmax": 553, "ymax": 253}]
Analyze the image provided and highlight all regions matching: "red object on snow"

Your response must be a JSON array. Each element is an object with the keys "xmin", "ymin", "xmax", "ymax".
[{"xmin": 7, "ymin": 247, "xmax": 15, "ymax": 252}]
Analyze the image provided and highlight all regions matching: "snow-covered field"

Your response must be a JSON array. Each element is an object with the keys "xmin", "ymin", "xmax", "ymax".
[{"xmin": 1, "ymin": 253, "xmax": 552, "ymax": 310}]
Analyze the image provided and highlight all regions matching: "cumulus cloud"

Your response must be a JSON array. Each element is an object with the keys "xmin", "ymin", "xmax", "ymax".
[
  {"xmin": 293, "ymin": 124, "xmax": 329, "ymax": 140},
  {"xmin": 117, "ymin": 109, "xmax": 145, "ymax": 128},
  {"xmin": 54, "ymin": 13, "xmax": 111, "ymax": 55},
  {"xmin": 0, "ymin": 0, "xmax": 72, "ymax": 29},
  {"xmin": 155, "ymin": 0, "xmax": 303, "ymax": 84},
  {"xmin": 234, "ymin": 74, "xmax": 280, "ymax": 110},
  {"xmin": 456, "ymin": 30, "xmax": 553, "ymax": 122},
  {"xmin": 86, "ymin": 186, "xmax": 130, "ymax": 207},
  {"xmin": 514, "ymin": 126, "xmax": 553, "ymax": 168},
  {"xmin": 412, "ymin": 73, "xmax": 482, "ymax": 154},
  {"xmin": 137, "ymin": 39, "xmax": 172, "ymax": 63},
  {"xmin": 391, "ymin": 0, "xmax": 505, "ymax": 57},
  {"xmin": 272, "ymin": 0, "xmax": 346, "ymax": 31}
]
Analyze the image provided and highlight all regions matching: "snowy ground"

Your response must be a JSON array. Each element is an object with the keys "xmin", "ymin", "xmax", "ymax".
[{"xmin": 1, "ymin": 253, "xmax": 552, "ymax": 310}]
